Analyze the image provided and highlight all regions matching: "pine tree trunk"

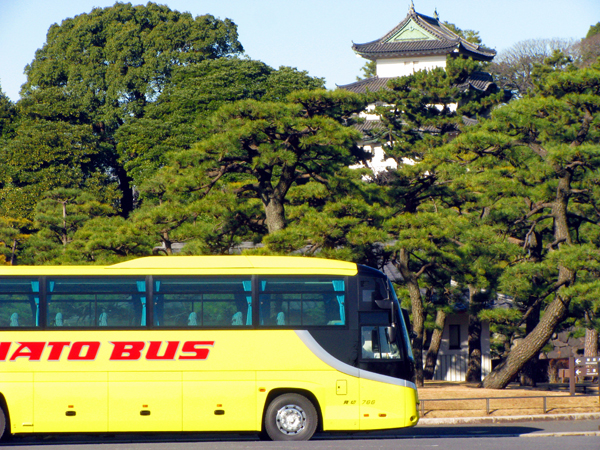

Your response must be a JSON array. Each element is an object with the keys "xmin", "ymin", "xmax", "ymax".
[
  {"xmin": 10, "ymin": 239, "xmax": 17, "ymax": 265},
  {"xmin": 483, "ymin": 286, "xmax": 572, "ymax": 389},
  {"xmin": 61, "ymin": 200, "xmax": 68, "ymax": 247},
  {"xmin": 466, "ymin": 314, "xmax": 482, "ymax": 383},
  {"xmin": 264, "ymin": 197, "xmax": 286, "ymax": 233},
  {"xmin": 585, "ymin": 328, "xmax": 599, "ymax": 356},
  {"xmin": 519, "ymin": 301, "xmax": 541, "ymax": 387},
  {"xmin": 423, "ymin": 309, "xmax": 447, "ymax": 380},
  {"xmin": 483, "ymin": 171, "xmax": 574, "ymax": 389},
  {"xmin": 395, "ymin": 248, "xmax": 425, "ymax": 387},
  {"xmin": 466, "ymin": 287, "xmax": 484, "ymax": 383}
]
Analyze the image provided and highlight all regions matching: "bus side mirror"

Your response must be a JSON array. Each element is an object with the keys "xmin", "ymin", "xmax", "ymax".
[
  {"xmin": 374, "ymin": 299, "xmax": 392, "ymax": 309},
  {"xmin": 387, "ymin": 325, "xmax": 397, "ymax": 342}
]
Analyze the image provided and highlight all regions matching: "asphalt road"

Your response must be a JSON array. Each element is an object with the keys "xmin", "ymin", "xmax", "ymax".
[{"xmin": 3, "ymin": 419, "xmax": 599, "ymax": 449}]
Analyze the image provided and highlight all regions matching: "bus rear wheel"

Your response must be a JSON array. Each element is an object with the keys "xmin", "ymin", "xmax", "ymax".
[{"xmin": 264, "ymin": 393, "xmax": 317, "ymax": 441}]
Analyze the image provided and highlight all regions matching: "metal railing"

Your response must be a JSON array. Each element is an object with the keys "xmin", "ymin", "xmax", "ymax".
[{"xmin": 420, "ymin": 391, "xmax": 600, "ymax": 417}]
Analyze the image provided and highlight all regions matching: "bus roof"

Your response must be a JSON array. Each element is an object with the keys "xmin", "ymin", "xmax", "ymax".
[{"xmin": 0, "ymin": 256, "xmax": 359, "ymax": 276}]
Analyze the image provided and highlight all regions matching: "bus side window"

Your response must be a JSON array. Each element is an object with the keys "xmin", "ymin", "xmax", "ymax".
[
  {"xmin": 46, "ymin": 277, "xmax": 145, "ymax": 328},
  {"xmin": 154, "ymin": 276, "xmax": 252, "ymax": 328},
  {"xmin": 359, "ymin": 311, "xmax": 401, "ymax": 360},
  {"xmin": 258, "ymin": 277, "xmax": 346, "ymax": 327},
  {"xmin": 0, "ymin": 278, "xmax": 38, "ymax": 328},
  {"xmin": 361, "ymin": 326, "xmax": 377, "ymax": 358},
  {"xmin": 259, "ymin": 295, "xmax": 287, "ymax": 326},
  {"xmin": 360, "ymin": 325, "xmax": 401, "ymax": 360},
  {"xmin": 231, "ymin": 311, "xmax": 243, "ymax": 325},
  {"xmin": 360, "ymin": 277, "xmax": 387, "ymax": 305}
]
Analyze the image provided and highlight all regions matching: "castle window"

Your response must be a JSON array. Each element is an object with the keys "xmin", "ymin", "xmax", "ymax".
[{"xmin": 449, "ymin": 324, "xmax": 461, "ymax": 349}]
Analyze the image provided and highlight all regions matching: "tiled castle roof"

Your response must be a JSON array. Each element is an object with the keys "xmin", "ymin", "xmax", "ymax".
[
  {"xmin": 338, "ymin": 72, "xmax": 496, "ymax": 94},
  {"xmin": 337, "ymin": 77, "xmax": 392, "ymax": 94},
  {"xmin": 352, "ymin": 7, "xmax": 496, "ymax": 61}
]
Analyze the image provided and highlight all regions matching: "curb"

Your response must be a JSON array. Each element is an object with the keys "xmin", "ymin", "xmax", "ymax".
[
  {"xmin": 520, "ymin": 431, "xmax": 600, "ymax": 438},
  {"xmin": 418, "ymin": 412, "xmax": 600, "ymax": 426}
]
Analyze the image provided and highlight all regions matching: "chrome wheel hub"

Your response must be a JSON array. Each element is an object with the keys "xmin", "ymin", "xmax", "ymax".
[{"xmin": 275, "ymin": 404, "xmax": 306, "ymax": 435}]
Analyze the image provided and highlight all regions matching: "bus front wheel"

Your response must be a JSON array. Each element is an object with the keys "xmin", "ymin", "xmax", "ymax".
[
  {"xmin": 264, "ymin": 393, "xmax": 318, "ymax": 441},
  {"xmin": 0, "ymin": 406, "xmax": 6, "ymax": 441}
]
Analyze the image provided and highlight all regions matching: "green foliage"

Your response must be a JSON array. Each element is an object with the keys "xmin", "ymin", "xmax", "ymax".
[
  {"xmin": 157, "ymin": 90, "xmax": 367, "ymax": 235},
  {"xmin": 587, "ymin": 22, "xmax": 600, "ymax": 38},
  {"xmin": 448, "ymin": 55, "xmax": 600, "ymax": 387},
  {"xmin": 443, "ymin": 22, "xmax": 483, "ymax": 45},
  {"xmin": 21, "ymin": 188, "xmax": 117, "ymax": 264},
  {"xmin": 11, "ymin": 2, "xmax": 243, "ymax": 218},
  {"xmin": 261, "ymin": 175, "xmax": 390, "ymax": 266},
  {"xmin": 0, "ymin": 88, "xmax": 16, "ymax": 139},
  {"xmin": 0, "ymin": 216, "xmax": 32, "ymax": 265},
  {"xmin": 1, "ymin": 1, "xmax": 598, "ymax": 386},
  {"xmin": 374, "ymin": 56, "xmax": 502, "ymax": 174},
  {"xmin": 356, "ymin": 60, "xmax": 377, "ymax": 81},
  {"xmin": 22, "ymin": 2, "xmax": 243, "ymax": 120},
  {"xmin": 361, "ymin": 55, "xmax": 506, "ymax": 385},
  {"xmin": 116, "ymin": 59, "xmax": 324, "ymax": 185},
  {"xmin": 68, "ymin": 216, "xmax": 153, "ymax": 264},
  {"xmin": 0, "ymin": 119, "xmax": 118, "ymax": 219},
  {"xmin": 479, "ymin": 307, "xmax": 524, "ymax": 358},
  {"xmin": 262, "ymin": 66, "xmax": 325, "ymax": 102}
]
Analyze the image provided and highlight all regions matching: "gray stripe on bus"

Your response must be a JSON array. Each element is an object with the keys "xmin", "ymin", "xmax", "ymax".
[{"xmin": 294, "ymin": 330, "xmax": 417, "ymax": 390}]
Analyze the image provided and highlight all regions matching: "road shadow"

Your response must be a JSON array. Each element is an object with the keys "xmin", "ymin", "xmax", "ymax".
[
  {"xmin": 325, "ymin": 424, "xmax": 545, "ymax": 440},
  {"xmin": 2, "ymin": 424, "xmax": 547, "ymax": 446}
]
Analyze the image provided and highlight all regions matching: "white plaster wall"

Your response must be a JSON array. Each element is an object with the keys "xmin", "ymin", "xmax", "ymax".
[
  {"xmin": 365, "ymin": 144, "xmax": 397, "ymax": 173},
  {"xmin": 376, "ymin": 55, "xmax": 447, "ymax": 78},
  {"xmin": 351, "ymin": 144, "xmax": 398, "ymax": 174},
  {"xmin": 433, "ymin": 314, "xmax": 492, "ymax": 381},
  {"xmin": 481, "ymin": 320, "xmax": 491, "ymax": 378},
  {"xmin": 359, "ymin": 103, "xmax": 383, "ymax": 121},
  {"xmin": 439, "ymin": 313, "xmax": 469, "ymax": 354}
]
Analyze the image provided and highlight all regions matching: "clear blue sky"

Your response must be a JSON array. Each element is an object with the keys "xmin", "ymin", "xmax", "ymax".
[{"xmin": 0, "ymin": 0, "xmax": 598, "ymax": 102}]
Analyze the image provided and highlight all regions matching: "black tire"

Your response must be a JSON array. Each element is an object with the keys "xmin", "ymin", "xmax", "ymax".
[
  {"xmin": 264, "ymin": 393, "xmax": 318, "ymax": 441},
  {"xmin": 0, "ymin": 406, "xmax": 6, "ymax": 442}
]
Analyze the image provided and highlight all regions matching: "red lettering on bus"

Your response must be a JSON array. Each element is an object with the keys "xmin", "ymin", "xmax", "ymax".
[
  {"xmin": 146, "ymin": 341, "xmax": 179, "ymax": 360},
  {"xmin": 9, "ymin": 342, "xmax": 46, "ymax": 361},
  {"xmin": 48, "ymin": 342, "xmax": 71, "ymax": 361},
  {"xmin": 109, "ymin": 341, "xmax": 145, "ymax": 360},
  {"xmin": 179, "ymin": 341, "xmax": 214, "ymax": 360},
  {"xmin": 69, "ymin": 341, "xmax": 100, "ymax": 360},
  {"xmin": 0, "ymin": 342, "xmax": 11, "ymax": 361},
  {"xmin": 0, "ymin": 340, "xmax": 214, "ymax": 362}
]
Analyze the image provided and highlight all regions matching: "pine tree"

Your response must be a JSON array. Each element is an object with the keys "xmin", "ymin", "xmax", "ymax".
[
  {"xmin": 368, "ymin": 56, "xmax": 505, "ymax": 385},
  {"xmin": 449, "ymin": 54, "xmax": 600, "ymax": 388},
  {"xmin": 153, "ymin": 90, "xmax": 367, "ymax": 236},
  {"xmin": 22, "ymin": 188, "xmax": 116, "ymax": 264},
  {"xmin": 116, "ymin": 59, "xmax": 324, "ymax": 186}
]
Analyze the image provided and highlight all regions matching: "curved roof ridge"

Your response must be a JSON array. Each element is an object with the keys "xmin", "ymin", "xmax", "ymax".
[
  {"xmin": 377, "ymin": 10, "xmax": 414, "ymax": 43},
  {"xmin": 376, "ymin": 8, "xmax": 458, "ymax": 45},
  {"xmin": 352, "ymin": 7, "xmax": 495, "ymax": 61}
]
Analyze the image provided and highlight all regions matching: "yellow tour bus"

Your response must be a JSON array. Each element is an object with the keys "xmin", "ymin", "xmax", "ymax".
[{"xmin": 0, "ymin": 255, "xmax": 418, "ymax": 441}]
